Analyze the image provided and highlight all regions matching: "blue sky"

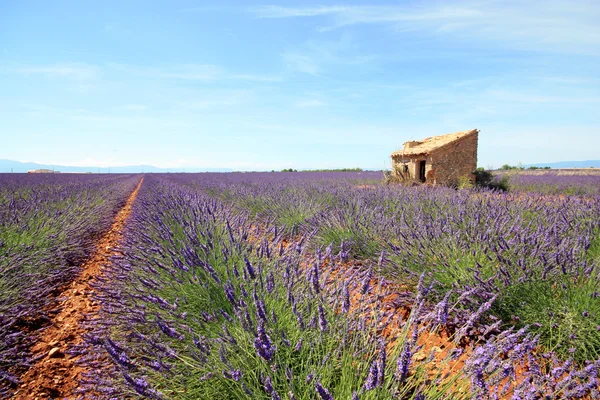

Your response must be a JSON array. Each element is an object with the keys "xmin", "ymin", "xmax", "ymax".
[{"xmin": 1, "ymin": 0, "xmax": 599, "ymax": 170}]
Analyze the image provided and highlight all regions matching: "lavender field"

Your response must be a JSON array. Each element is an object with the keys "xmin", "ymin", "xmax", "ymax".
[
  {"xmin": 1, "ymin": 171, "xmax": 600, "ymax": 399},
  {"xmin": 495, "ymin": 169, "xmax": 600, "ymax": 196}
]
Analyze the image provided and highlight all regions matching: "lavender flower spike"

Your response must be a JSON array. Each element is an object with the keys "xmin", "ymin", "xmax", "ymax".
[
  {"xmin": 315, "ymin": 380, "xmax": 335, "ymax": 400},
  {"xmin": 254, "ymin": 320, "xmax": 276, "ymax": 362}
]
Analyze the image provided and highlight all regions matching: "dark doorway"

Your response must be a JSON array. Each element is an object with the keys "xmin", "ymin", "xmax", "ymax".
[{"xmin": 419, "ymin": 160, "xmax": 426, "ymax": 182}]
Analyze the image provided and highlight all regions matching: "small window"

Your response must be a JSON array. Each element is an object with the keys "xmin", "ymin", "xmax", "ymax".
[{"xmin": 403, "ymin": 165, "xmax": 408, "ymax": 173}]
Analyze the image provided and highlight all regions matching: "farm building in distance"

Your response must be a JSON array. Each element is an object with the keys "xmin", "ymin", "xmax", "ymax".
[
  {"xmin": 27, "ymin": 169, "xmax": 60, "ymax": 174},
  {"xmin": 391, "ymin": 129, "xmax": 479, "ymax": 186}
]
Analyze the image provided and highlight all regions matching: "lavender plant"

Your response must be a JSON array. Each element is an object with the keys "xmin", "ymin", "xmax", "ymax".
[{"xmin": 0, "ymin": 173, "xmax": 140, "ymax": 394}]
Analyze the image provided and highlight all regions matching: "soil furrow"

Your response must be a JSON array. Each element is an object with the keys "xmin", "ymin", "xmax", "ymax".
[{"xmin": 12, "ymin": 178, "xmax": 143, "ymax": 400}]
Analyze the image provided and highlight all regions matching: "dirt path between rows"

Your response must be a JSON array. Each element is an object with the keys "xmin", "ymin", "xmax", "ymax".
[{"xmin": 12, "ymin": 178, "xmax": 143, "ymax": 400}]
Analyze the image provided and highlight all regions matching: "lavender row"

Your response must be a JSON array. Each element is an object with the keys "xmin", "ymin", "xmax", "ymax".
[{"xmin": 0, "ymin": 173, "xmax": 140, "ymax": 395}]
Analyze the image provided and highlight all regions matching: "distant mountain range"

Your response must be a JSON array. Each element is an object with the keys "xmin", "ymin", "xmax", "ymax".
[
  {"xmin": 0, "ymin": 159, "xmax": 384, "ymax": 173},
  {"xmin": 524, "ymin": 160, "xmax": 600, "ymax": 169},
  {"xmin": 0, "ymin": 159, "xmax": 233, "ymax": 173},
  {"xmin": 5, "ymin": 158, "xmax": 596, "ymax": 173}
]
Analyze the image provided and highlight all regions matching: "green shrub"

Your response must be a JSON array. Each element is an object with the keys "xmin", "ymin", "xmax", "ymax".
[{"xmin": 474, "ymin": 169, "xmax": 509, "ymax": 191}]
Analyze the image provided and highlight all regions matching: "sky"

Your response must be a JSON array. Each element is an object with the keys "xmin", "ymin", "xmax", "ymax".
[{"xmin": 1, "ymin": 0, "xmax": 599, "ymax": 171}]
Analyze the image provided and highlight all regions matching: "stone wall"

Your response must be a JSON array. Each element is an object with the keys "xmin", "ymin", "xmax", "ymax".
[{"xmin": 429, "ymin": 132, "xmax": 478, "ymax": 185}]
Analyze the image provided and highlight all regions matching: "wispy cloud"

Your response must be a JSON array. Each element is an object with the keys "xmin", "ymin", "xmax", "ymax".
[
  {"xmin": 281, "ymin": 36, "xmax": 376, "ymax": 76},
  {"xmin": 177, "ymin": 90, "xmax": 254, "ymax": 110},
  {"xmin": 253, "ymin": 6, "xmax": 350, "ymax": 18},
  {"xmin": 108, "ymin": 63, "xmax": 221, "ymax": 81},
  {"xmin": 295, "ymin": 99, "xmax": 327, "ymax": 108},
  {"xmin": 483, "ymin": 89, "xmax": 600, "ymax": 105},
  {"xmin": 107, "ymin": 63, "xmax": 283, "ymax": 83},
  {"xmin": 2, "ymin": 63, "xmax": 98, "ymax": 80},
  {"xmin": 231, "ymin": 73, "xmax": 284, "ymax": 82},
  {"xmin": 254, "ymin": 4, "xmax": 483, "ymax": 22},
  {"xmin": 123, "ymin": 104, "xmax": 147, "ymax": 111},
  {"xmin": 253, "ymin": 1, "xmax": 600, "ymax": 55},
  {"xmin": 282, "ymin": 52, "xmax": 321, "ymax": 75},
  {"xmin": 532, "ymin": 76, "xmax": 600, "ymax": 86}
]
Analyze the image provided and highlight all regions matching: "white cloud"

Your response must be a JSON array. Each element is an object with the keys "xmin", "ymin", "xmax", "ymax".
[
  {"xmin": 253, "ymin": 1, "xmax": 600, "ymax": 55},
  {"xmin": 2, "ymin": 63, "xmax": 98, "ymax": 80}
]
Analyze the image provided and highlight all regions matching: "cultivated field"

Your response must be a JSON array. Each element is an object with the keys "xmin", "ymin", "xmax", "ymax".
[{"xmin": 1, "ymin": 171, "xmax": 599, "ymax": 399}]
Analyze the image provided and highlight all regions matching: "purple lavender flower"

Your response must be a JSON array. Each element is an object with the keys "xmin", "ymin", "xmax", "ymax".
[
  {"xmin": 256, "ymin": 299, "xmax": 268, "ymax": 322},
  {"xmin": 266, "ymin": 271, "xmax": 275, "ymax": 292},
  {"xmin": 296, "ymin": 312, "xmax": 305, "ymax": 330},
  {"xmin": 361, "ymin": 269, "xmax": 372, "ymax": 295},
  {"xmin": 224, "ymin": 281, "xmax": 236, "ymax": 305},
  {"xmin": 223, "ymin": 369, "xmax": 242, "ymax": 381},
  {"xmin": 309, "ymin": 263, "xmax": 320, "ymax": 294},
  {"xmin": 318, "ymin": 304, "xmax": 328, "ymax": 332},
  {"xmin": 199, "ymin": 372, "xmax": 214, "ymax": 381},
  {"xmin": 377, "ymin": 339, "xmax": 387, "ymax": 386},
  {"xmin": 218, "ymin": 308, "xmax": 232, "ymax": 322},
  {"xmin": 395, "ymin": 341, "xmax": 412, "ymax": 383},
  {"xmin": 342, "ymin": 281, "xmax": 350, "ymax": 313},
  {"xmin": 285, "ymin": 367, "xmax": 293, "ymax": 382},
  {"xmin": 263, "ymin": 375, "xmax": 281, "ymax": 400},
  {"xmin": 254, "ymin": 320, "xmax": 276, "ymax": 362},
  {"xmin": 378, "ymin": 250, "xmax": 386, "ymax": 268},
  {"xmin": 364, "ymin": 360, "xmax": 379, "ymax": 390},
  {"xmin": 245, "ymin": 258, "xmax": 256, "ymax": 279},
  {"xmin": 314, "ymin": 380, "xmax": 335, "ymax": 400},
  {"xmin": 435, "ymin": 290, "xmax": 451, "ymax": 326},
  {"xmin": 123, "ymin": 372, "xmax": 163, "ymax": 399},
  {"xmin": 104, "ymin": 338, "xmax": 135, "ymax": 368}
]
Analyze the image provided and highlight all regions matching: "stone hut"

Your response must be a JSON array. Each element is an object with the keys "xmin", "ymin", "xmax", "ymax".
[{"xmin": 390, "ymin": 129, "xmax": 479, "ymax": 185}]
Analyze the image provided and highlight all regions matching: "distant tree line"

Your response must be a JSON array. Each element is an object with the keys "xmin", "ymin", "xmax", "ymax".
[
  {"xmin": 275, "ymin": 168, "xmax": 365, "ymax": 173},
  {"xmin": 499, "ymin": 164, "xmax": 551, "ymax": 171}
]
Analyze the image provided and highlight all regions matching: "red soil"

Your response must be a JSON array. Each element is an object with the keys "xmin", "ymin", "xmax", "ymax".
[{"xmin": 11, "ymin": 178, "xmax": 143, "ymax": 400}]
